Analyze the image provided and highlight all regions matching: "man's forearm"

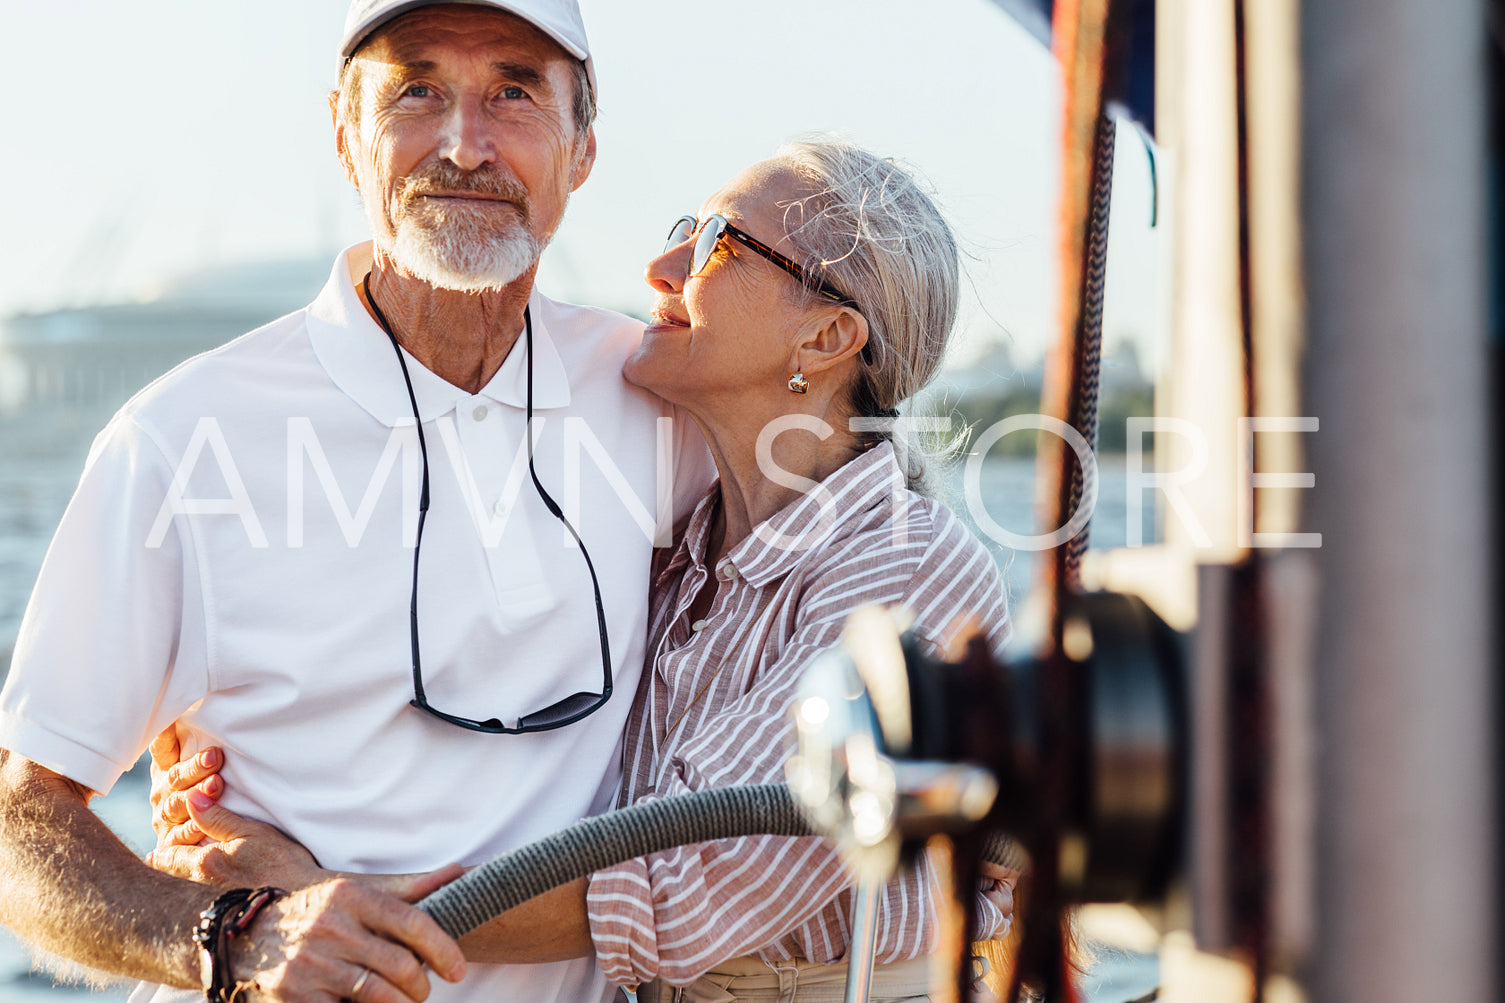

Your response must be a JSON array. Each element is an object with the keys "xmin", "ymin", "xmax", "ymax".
[{"xmin": 0, "ymin": 750, "xmax": 212, "ymax": 990}]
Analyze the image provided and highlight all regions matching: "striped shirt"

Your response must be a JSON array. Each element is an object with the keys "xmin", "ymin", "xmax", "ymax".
[{"xmin": 585, "ymin": 442, "xmax": 1012, "ymax": 987}]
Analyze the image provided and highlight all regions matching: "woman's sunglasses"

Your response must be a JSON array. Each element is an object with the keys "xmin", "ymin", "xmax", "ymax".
[{"xmin": 665, "ymin": 214, "xmax": 859, "ymax": 310}]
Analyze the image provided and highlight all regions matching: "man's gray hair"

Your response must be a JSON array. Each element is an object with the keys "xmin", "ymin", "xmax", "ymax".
[{"xmin": 775, "ymin": 137, "xmax": 962, "ymax": 492}]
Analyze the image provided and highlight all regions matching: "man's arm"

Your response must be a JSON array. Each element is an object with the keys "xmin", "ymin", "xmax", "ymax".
[
  {"xmin": 0, "ymin": 750, "xmax": 467, "ymax": 1001},
  {"xmin": 155, "ymin": 787, "xmax": 593, "ymax": 968},
  {"xmin": 0, "ymin": 749, "xmax": 211, "ymax": 987}
]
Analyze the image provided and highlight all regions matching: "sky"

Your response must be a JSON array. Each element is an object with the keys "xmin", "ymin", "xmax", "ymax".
[{"xmin": 0, "ymin": 0, "xmax": 1163, "ymax": 368}]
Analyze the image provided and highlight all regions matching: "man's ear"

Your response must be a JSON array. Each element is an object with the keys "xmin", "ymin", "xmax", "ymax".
[
  {"xmin": 791, "ymin": 307, "xmax": 870, "ymax": 377},
  {"xmin": 330, "ymin": 90, "xmax": 358, "ymax": 187},
  {"xmin": 570, "ymin": 127, "xmax": 598, "ymax": 192}
]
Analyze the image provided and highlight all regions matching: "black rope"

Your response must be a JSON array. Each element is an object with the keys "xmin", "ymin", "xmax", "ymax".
[
  {"xmin": 360, "ymin": 277, "xmax": 611, "ymax": 732},
  {"xmin": 520, "ymin": 306, "xmax": 615, "ymax": 728},
  {"xmin": 364, "ymin": 273, "xmax": 433, "ymax": 704},
  {"xmin": 1063, "ymin": 115, "xmax": 1116, "ymax": 591}
]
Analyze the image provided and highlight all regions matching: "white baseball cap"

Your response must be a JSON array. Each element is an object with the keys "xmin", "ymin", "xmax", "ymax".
[{"xmin": 339, "ymin": 0, "xmax": 595, "ymax": 99}]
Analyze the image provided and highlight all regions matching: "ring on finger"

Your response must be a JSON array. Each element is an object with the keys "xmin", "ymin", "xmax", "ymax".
[{"xmin": 350, "ymin": 966, "xmax": 373, "ymax": 1000}]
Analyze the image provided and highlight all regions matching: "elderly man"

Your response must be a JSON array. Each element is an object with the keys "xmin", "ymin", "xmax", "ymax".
[{"xmin": 0, "ymin": 2, "xmax": 708, "ymax": 1002}]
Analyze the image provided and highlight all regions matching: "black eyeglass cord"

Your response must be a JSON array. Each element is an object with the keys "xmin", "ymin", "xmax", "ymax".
[
  {"xmin": 365, "ymin": 273, "xmax": 433, "ymax": 708},
  {"xmin": 362, "ymin": 272, "xmax": 613, "ymax": 733}
]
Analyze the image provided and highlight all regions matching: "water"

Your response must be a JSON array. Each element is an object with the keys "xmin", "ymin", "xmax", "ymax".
[
  {"xmin": 961, "ymin": 453, "xmax": 1156, "ymax": 607},
  {"xmin": 0, "ymin": 455, "xmax": 82, "ymax": 669},
  {"xmin": 0, "ymin": 415, "xmax": 1157, "ymax": 1001}
]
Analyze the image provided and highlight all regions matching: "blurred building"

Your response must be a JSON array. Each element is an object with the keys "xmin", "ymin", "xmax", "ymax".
[{"xmin": 0, "ymin": 259, "xmax": 329, "ymax": 454}]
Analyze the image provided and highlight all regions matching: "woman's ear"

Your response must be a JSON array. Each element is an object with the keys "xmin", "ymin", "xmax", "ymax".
[{"xmin": 790, "ymin": 307, "xmax": 870, "ymax": 377}]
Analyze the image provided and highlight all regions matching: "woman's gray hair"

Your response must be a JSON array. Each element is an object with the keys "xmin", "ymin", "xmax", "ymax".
[{"xmin": 774, "ymin": 136, "xmax": 961, "ymax": 493}]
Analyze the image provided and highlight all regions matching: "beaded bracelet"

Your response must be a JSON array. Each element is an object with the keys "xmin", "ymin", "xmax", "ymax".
[{"xmin": 192, "ymin": 886, "xmax": 286, "ymax": 1003}]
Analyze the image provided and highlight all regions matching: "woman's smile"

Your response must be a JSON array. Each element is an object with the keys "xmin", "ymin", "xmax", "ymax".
[{"xmin": 646, "ymin": 305, "xmax": 691, "ymax": 332}]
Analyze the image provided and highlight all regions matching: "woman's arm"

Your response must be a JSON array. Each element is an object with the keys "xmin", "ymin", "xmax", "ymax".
[{"xmin": 587, "ymin": 508, "xmax": 1014, "ymax": 986}]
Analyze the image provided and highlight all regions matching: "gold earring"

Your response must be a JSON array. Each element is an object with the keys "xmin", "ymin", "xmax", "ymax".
[{"xmin": 788, "ymin": 372, "xmax": 809, "ymax": 394}]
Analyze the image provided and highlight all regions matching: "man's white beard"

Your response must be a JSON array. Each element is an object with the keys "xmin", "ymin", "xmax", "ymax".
[{"xmin": 385, "ymin": 204, "xmax": 543, "ymax": 294}]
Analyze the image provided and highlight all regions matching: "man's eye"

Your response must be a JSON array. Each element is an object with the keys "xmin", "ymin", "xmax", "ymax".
[
  {"xmin": 501, "ymin": 86, "xmax": 527, "ymax": 100},
  {"xmin": 404, "ymin": 84, "xmax": 432, "ymax": 98}
]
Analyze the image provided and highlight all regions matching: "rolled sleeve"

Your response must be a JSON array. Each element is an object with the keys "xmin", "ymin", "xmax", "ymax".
[
  {"xmin": 974, "ymin": 886, "xmax": 1013, "ymax": 942},
  {"xmin": 0, "ymin": 413, "xmax": 209, "ymax": 794},
  {"xmin": 588, "ymin": 831, "xmax": 852, "ymax": 987},
  {"xmin": 587, "ymin": 855, "xmax": 661, "ymax": 983}
]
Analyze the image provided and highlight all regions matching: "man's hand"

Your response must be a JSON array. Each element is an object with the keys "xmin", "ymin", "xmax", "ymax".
[
  {"xmin": 230, "ymin": 870, "xmax": 467, "ymax": 1003},
  {"xmin": 1, "ymin": 750, "xmax": 468, "ymax": 1000}
]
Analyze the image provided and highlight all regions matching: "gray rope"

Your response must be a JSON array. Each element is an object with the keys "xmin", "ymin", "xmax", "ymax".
[{"xmin": 418, "ymin": 783, "xmax": 1027, "ymax": 939}]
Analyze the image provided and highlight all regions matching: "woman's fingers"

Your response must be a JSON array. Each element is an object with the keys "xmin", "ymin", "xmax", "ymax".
[
  {"xmin": 167, "ymin": 747, "xmax": 223, "ymax": 793},
  {"xmin": 150, "ymin": 733, "xmax": 214, "ymax": 818},
  {"xmin": 153, "ymin": 748, "xmax": 224, "ymax": 832},
  {"xmin": 148, "ymin": 726, "xmax": 181, "ymax": 772},
  {"xmin": 156, "ymin": 774, "xmax": 223, "ymax": 830},
  {"xmin": 148, "ymin": 729, "xmax": 183, "ymax": 825}
]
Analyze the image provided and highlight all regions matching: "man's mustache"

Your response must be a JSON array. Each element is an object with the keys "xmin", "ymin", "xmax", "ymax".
[{"xmin": 395, "ymin": 165, "xmax": 531, "ymax": 222}]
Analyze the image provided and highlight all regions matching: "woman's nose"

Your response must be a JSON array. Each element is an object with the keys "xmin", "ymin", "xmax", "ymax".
[{"xmin": 644, "ymin": 239, "xmax": 691, "ymax": 294}]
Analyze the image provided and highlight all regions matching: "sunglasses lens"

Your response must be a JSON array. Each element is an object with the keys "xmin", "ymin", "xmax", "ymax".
[
  {"xmin": 665, "ymin": 216, "xmax": 696, "ymax": 253},
  {"xmin": 691, "ymin": 217, "xmax": 725, "ymax": 277},
  {"xmin": 517, "ymin": 690, "xmax": 607, "ymax": 730}
]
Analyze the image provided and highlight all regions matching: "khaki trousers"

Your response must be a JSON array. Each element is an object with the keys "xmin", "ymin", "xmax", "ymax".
[{"xmin": 630, "ymin": 955, "xmax": 933, "ymax": 1002}]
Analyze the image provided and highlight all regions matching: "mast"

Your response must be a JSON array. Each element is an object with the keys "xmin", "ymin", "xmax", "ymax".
[{"xmin": 1302, "ymin": 1, "xmax": 1496, "ymax": 999}]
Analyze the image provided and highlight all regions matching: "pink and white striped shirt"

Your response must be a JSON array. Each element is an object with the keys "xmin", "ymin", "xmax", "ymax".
[{"xmin": 585, "ymin": 443, "xmax": 1012, "ymax": 987}]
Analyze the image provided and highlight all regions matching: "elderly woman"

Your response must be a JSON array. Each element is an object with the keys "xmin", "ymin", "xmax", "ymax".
[{"xmin": 151, "ymin": 137, "xmax": 1014, "ymax": 1001}]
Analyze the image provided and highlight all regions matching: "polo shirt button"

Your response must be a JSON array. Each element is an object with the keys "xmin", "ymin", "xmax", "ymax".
[
  {"xmin": 493, "ymin": 498, "xmax": 510, "ymax": 518},
  {"xmin": 690, "ymin": 619, "xmax": 707, "ymax": 632},
  {"xmin": 472, "ymin": 405, "xmax": 488, "ymax": 422}
]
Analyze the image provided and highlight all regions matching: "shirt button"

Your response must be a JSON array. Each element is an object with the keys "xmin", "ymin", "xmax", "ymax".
[
  {"xmin": 690, "ymin": 619, "xmax": 707, "ymax": 632},
  {"xmin": 472, "ymin": 405, "xmax": 488, "ymax": 422},
  {"xmin": 719, "ymin": 562, "xmax": 739, "ymax": 581},
  {"xmin": 493, "ymin": 498, "xmax": 510, "ymax": 518}
]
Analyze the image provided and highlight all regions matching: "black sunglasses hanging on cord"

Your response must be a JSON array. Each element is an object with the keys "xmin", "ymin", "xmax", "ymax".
[{"xmin": 363, "ymin": 272, "xmax": 613, "ymax": 734}]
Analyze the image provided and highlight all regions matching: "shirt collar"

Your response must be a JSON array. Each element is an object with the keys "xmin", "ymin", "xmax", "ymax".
[
  {"xmin": 306, "ymin": 243, "xmax": 572, "ymax": 428},
  {"xmin": 654, "ymin": 492, "xmax": 713, "ymax": 594},
  {"xmin": 673, "ymin": 442, "xmax": 907, "ymax": 589}
]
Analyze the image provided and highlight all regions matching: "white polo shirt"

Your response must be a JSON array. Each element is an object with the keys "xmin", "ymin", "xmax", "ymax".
[{"xmin": 0, "ymin": 244, "xmax": 712, "ymax": 1003}]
